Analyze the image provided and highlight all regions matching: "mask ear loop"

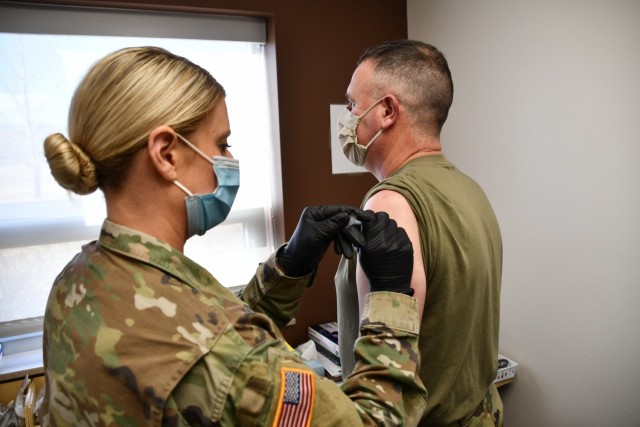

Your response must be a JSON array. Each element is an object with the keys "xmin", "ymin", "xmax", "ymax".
[
  {"xmin": 353, "ymin": 96, "xmax": 386, "ymax": 138},
  {"xmin": 173, "ymin": 180, "xmax": 194, "ymax": 197},
  {"xmin": 358, "ymin": 96, "xmax": 386, "ymax": 119},
  {"xmin": 176, "ymin": 133, "xmax": 214, "ymax": 165},
  {"xmin": 173, "ymin": 132, "xmax": 211, "ymax": 197},
  {"xmin": 364, "ymin": 128, "xmax": 384, "ymax": 148}
]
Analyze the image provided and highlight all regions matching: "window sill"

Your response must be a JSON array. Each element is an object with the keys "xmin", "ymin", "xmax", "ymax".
[
  {"xmin": 0, "ymin": 317, "xmax": 44, "ymax": 383},
  {"xmin": 0, "ymin": 349, "xmax": 43, "ymax": 383}
]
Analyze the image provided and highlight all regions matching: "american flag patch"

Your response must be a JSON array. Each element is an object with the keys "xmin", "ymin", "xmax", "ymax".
[{"xmin": 273, "ymin": 367, "xmax": 315, "ymax": 427}]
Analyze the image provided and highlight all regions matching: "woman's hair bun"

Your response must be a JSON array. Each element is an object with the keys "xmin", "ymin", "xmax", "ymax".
[{"xmin": 44, "ymin": 133, "xmax": 98, "ymax": 195}]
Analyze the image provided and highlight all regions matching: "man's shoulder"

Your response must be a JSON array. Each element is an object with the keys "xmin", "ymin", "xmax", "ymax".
[{"xmin": 364, "ymin": 187, "xmax": 413, "ymax": 214}]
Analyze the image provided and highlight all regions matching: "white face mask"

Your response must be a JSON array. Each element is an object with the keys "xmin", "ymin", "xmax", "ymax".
[{"xmin": 337, "ymin": 97, "xmax": 385, "ymax": 166}]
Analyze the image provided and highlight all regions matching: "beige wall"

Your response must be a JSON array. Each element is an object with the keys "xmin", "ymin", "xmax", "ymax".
[{"xmin": 408, "ymin": 0, "xmax": 640, "ymax": 425}]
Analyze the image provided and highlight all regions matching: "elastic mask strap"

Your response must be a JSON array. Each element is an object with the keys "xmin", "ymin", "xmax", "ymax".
[
  {"xmin": 173, "ymin": 180, "xmax": 194, "ymax": 197},
  {"xmin": 176, "ymin": 133, "xmax": 214, "ymax": 165},
  {"xmin": 358, "ymin": 96, "xmax": 386, "ymax": 120},
  {"xmin": 365, "ymin": 128, "xmax": 384, "ymax": 148}
]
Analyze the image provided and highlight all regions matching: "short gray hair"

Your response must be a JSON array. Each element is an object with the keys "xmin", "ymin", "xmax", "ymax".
[{"xmin": 358, "ymin": 40, "xmax": 453, "ymax": 135}]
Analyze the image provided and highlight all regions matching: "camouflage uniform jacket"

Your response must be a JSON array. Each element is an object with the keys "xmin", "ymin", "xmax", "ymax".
[{"xmin": 42, "ymin": 220, "xmax": 426, "ymax": 426}]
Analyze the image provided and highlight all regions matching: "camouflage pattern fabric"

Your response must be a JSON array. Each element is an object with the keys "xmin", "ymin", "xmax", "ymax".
[
  {"xmin": 459, "ymin": 383, "xmax": 503, "ymax": 427},
  {"xmin": 41, "ymin": 220, "xmax": 426, "ymax": 426}
]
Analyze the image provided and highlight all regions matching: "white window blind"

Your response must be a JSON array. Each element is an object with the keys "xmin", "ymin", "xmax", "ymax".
[
  {"xmin": 0, "ymin": 3, "xmax": 281, "ymax": 323},
  {"xmin": 0, "ymin": 3, "xmax": 266, "ymax": 42}
]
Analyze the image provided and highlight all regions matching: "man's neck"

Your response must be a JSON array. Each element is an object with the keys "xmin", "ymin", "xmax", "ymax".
[{"xmin": 371, "ymin": 137, "xmax": 442, "ymax": 182}]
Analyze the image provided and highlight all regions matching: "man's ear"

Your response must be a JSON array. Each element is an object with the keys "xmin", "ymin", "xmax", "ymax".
[
  {"xmin": 148, "ymin": 125, "xmax": 179, "ymax": 182},
  {"xmin": 381, "ymin": 94, "xmax": 400, "ymax": 130}
]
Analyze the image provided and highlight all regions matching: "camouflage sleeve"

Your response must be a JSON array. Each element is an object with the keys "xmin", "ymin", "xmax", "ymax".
[
  {"xmin": 169, "ymin": 292, "xmax": 426, "ymax": 426},
  {"xmin": 238, "ymin": 245, "xmax": 315, "ymax": 327},
  {"xmin": 341, "ymin": 291, "xmax": 428, "ymax": 425}
]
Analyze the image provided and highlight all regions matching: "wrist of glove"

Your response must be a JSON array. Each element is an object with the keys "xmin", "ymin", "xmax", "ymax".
[
  {"xmin": 358, "ymin": 211, "xmax": 414, "ymax": 296},
  {"xmin": 367, "ymin": 285, "xmax": 415, "ymax": 296},
  {"xmin": 278, "ymin": 205, "xmax": 375, "ymax": 277}
]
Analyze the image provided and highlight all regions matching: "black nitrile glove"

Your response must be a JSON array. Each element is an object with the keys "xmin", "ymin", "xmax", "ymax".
[
  {"xmin": 278, "ymin": 206, "xmax": 375, "ymax": 277},
  {"xmin": 358, "ymin": 211, "xmax": 414, "ymax": 296},
  {"xmin": 333, "ymin": 209, "xmax": 376, "ymax": 259}
]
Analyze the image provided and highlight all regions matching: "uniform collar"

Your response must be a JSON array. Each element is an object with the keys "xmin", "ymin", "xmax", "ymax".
[{"xmin": 98, "ymin": 219, "xmax": 216, "ymax": 290}]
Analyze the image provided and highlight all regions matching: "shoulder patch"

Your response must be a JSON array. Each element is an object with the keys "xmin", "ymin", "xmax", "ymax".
[{"xmin": 273, "ymin": 367, "xmax": 315, "ymax": 427}]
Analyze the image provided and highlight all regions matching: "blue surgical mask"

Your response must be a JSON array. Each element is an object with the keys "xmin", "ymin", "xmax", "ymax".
[{"xmin": 173, "ymin": 134, "xmax": 240, "ymax": 238}]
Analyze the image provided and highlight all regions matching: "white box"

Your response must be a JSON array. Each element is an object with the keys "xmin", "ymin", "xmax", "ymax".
[
  {"xmin": 494, "ymin": 354, "xmax": 518, "ymax": 383},
  {"xmin": 308, "ymin": 322, "xmax": 340, "ymax": 357}
]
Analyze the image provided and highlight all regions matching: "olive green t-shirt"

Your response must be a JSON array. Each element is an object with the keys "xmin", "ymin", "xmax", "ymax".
[{"xmin": 336, "ymin": 154, "xmax": 502, "ymax": 425}]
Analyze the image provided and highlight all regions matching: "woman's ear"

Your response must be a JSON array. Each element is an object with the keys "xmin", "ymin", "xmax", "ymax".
[
  {"xmin": 148, "ymin": 125, "xmax": 179, "ymax": 182},
  {"xmin": 381, "ymin": 94, "xmax": 400, "ymax": 130}
]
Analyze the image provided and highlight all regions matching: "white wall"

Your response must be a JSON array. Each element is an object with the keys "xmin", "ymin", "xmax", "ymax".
[{"xmin": 407, "ymin": 1, "xmax": 640, "ymax": 425}]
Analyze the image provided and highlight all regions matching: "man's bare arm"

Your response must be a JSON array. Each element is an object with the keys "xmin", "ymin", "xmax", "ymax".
[{"xmin": 356, "ymin": 190, "xmax": 426, "ymax": 321}]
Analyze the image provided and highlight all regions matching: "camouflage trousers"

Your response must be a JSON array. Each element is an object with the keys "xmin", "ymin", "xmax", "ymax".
[{"xmin": 458, "ymin": 383, "xmax": 503, "ymax": 427}]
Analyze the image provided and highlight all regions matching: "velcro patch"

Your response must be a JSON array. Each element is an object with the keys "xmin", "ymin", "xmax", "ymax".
[{"xmin": 273, "ymin": 367, "xmax": 315, "ymax": 427}]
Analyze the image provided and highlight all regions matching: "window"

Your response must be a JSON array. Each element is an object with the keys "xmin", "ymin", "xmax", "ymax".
[{"xmin": 0, "ymin": 4, "xmax": 282, "ymax": 323}]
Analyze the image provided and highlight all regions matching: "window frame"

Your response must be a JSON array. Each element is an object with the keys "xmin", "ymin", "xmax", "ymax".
[{"xmin": 0, "ymin": 2, "xmax": 284, "ymax": 381}]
